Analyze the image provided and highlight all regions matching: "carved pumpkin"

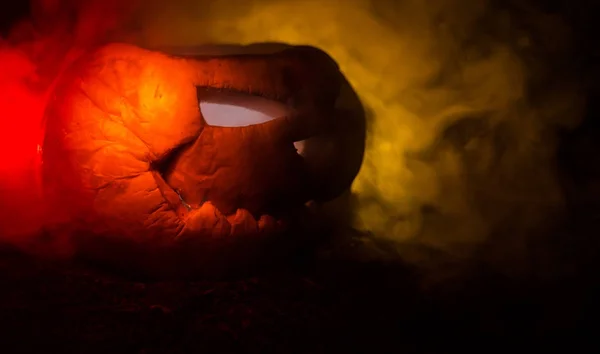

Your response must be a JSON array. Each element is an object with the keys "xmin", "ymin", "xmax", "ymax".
[{"xmin": 41, "ymin": 43, "xmax": 365, "ymax": 275}]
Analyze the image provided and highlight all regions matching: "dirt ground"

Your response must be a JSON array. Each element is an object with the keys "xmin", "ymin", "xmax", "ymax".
[{"xmin": 0, "ymin": 236, "xmax": 596, "ymax": 354}]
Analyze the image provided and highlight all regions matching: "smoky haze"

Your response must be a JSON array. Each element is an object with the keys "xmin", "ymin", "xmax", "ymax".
[{"xmin": 0, "ymin": 0, "xmax": 587, "ymax": 280}]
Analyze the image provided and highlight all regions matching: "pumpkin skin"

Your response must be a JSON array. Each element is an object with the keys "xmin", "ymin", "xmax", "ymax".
[{"xmin": 41, "ymin": 43, "xmax": 364, "ymax": 275}]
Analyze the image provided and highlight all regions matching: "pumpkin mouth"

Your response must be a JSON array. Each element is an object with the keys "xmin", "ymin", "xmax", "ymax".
[{"xmin": 151, "ymin": 144, "xmax": 313, "ymax": 240}]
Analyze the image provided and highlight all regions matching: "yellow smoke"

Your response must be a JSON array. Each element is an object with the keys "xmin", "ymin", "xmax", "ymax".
[{"xmin": 126, "ymin": 0, "xmax": 585, "ymax": 277}]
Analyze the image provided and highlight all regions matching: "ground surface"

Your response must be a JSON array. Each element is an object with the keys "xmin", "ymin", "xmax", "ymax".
[{"xmin": 0, "ymin": 239, "xmax": 596, "ymax": 354}]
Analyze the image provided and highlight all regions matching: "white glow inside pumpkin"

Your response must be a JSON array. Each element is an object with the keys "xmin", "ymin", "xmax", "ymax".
[
  {"xmin": 293, "ymin": 140, "xmax": 306, "ymax": 155},
  {"xmin": 200, "ymin": 92, "xmax": 290, "ymax": 127}
]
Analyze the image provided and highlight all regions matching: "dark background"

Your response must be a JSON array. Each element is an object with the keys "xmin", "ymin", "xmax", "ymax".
[{"xmin": 1, "ymin": 0, "xmax": 600, "ymax": 353}]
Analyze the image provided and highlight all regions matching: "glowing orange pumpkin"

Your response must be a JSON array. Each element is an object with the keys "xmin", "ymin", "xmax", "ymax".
[{"xmin": 41, "ymin": 43, "xmax": 364, "ymax": 274}]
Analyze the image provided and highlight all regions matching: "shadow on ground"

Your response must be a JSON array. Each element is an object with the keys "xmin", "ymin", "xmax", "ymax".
[{"xmin": 0, "ymin": 229, "xmax": 597, "ymax": 354}]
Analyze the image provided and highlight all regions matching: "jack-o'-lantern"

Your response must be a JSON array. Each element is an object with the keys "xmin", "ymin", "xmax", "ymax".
[{"xmin": 41, "ymin": 43, "xmax": 365, "ymax": 276}]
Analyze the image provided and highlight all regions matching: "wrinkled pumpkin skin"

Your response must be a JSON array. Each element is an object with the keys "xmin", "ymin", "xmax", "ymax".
[{"xmin": 41, "ymin": 43, "xmax": 359, "ymax": 277}]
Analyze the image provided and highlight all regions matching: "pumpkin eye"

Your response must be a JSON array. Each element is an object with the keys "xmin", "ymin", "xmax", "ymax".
[{"xmin": 199, "ymin": 91, "xmax": 290, "ymax": 127}]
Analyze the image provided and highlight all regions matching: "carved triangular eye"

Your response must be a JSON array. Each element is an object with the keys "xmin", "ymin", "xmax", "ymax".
[{"xmin": 199, "ymin": 90, "xmax": 290, "ymax": 127}]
